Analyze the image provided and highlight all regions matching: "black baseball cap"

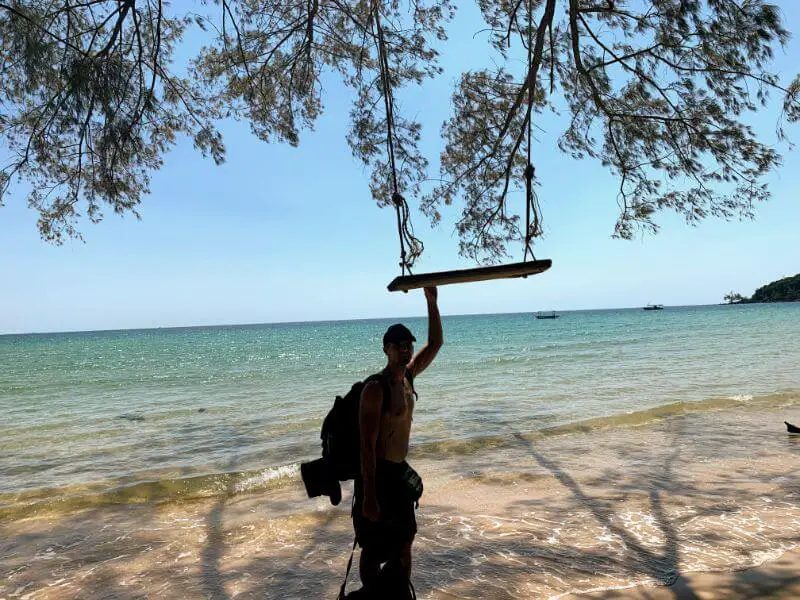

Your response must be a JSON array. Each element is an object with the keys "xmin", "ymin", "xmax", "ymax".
[{"xmin": 383, "ymin": 323, "xmax": 416, "ymax": 345}]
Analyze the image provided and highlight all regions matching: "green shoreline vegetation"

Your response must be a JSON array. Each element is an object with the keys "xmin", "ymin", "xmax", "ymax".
[{"xmin": 725, "ymin": 273, "xmax": 800, "ymax": 304}]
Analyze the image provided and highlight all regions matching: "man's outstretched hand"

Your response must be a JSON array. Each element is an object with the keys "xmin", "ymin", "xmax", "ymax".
[{"xmin": 424, "ymin": 286, "xmax": 438, "ymax": 303}]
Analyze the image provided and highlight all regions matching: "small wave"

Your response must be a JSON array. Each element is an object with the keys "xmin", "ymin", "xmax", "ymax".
[
  {"xmin": 0, "ymin": 463, "xmax": 301, "ymax": 521},
  {"xmin": 548, "ymin": 581, "xmax": 644, "ymax": 600},
  {"xmin": 232, "ymin": 463, "xmax": 299, "ymax": 494},
  {"xmin": 414, "ymin": 389, "xmax": 800, "ymax": 458},
  {"xmin": 747, "ymin": 547, "xmax": 790, "ymax": 567}
]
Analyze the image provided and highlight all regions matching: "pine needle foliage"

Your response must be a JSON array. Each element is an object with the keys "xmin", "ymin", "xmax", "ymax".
[{"xmin": 1, "ymin": 1, "xmax": 797, "ymax": 262}]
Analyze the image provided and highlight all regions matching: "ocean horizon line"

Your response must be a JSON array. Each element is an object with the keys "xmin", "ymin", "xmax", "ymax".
[{"xmin": 0, "ymin": 302, "xmax": 749, "ymax": 337}]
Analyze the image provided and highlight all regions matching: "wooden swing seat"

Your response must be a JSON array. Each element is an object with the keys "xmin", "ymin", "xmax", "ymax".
[{"xmin": 387, "ymin": 259, "xmax": 552, "ymax": 292}]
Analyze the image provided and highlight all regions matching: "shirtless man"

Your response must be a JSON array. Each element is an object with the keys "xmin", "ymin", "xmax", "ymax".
[{"xmin": 354, "ymin": 286, "xmax": 442, "ymax": 591}]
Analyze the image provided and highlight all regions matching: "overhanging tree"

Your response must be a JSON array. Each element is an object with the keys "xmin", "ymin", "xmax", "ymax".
[
  {"xmin": 1, "ymin": 0, "xmax": 798, "ymax": 263},
  {"xmin": 723, "ymin": 291, "xmax": 745, "ymax": 303}
]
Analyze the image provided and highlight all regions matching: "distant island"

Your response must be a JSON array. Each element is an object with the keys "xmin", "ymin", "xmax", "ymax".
[{"xmin": 724, "ymin": 273, "xmax": 800, "ymax": 304}]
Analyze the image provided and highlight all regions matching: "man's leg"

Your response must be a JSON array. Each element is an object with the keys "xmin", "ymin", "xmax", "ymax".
[
  {"xmin": 398, "ymin": 495, "xmax": 417, "ymax": 579},
  {"xmin": 378, "ymin": 541, "xmax": 413, "ymax": 599},
  {"xmin": 398, "ymin": 538, "xmax": 413, "ymax": 579},
  {"xmin": 359, "ymin": 546, "xmax": 381, "ymax": 589}
]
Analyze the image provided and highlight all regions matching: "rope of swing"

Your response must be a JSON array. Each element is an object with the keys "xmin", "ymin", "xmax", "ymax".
[
  {"xmin": 523, "ymin": 0, "xmax": 541, "ymax": 262},
  {"xmin": 373, "ymin": 0, "xmax": 418, "ymax": 276}
]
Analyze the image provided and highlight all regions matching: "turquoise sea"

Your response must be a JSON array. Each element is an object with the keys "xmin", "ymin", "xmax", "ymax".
[{"xmin": 1, "ymin": 303, "xmax": 799, "ymax": 517}]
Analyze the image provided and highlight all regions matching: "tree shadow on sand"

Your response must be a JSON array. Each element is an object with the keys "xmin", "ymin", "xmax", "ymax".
[
  {"xmin": 508, "ymin": 430, "xmax": 698, "ymax": 599},
  {"xmin": 201, "ymin": 494, "xmax": 230, "ymax": 600},
  {"xmin": 386, "ymin": 412, "xmax": 799, "ymax": 599}
]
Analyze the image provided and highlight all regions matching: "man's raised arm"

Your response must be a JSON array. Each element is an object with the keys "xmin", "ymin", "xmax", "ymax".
[{"xmin": 408, "ymin": 287, "xmax": 443, "ymax": 378}]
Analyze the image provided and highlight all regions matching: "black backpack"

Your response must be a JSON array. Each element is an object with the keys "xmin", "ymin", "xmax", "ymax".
[
  {"xmin": 300, "ymin": 371, "xmax": 413, "ymax": 505},
  {"xmin": 322, "ymin": 373, "xmax": 389, "ymax": 481}
]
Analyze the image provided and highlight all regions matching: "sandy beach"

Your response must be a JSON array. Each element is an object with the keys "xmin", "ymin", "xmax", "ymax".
[
  {"xmin": 3, "ymin": 401, "xmax": 798, "ymax": 599},
  {"xmin": 565, "ymin": 550, "xmax": 800, "ymax": 599}
]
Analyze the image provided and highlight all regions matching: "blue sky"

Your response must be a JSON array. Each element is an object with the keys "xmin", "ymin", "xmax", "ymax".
[{"xmin": 2, "ymin": 2, "xmax": 799, "ymax": 334}]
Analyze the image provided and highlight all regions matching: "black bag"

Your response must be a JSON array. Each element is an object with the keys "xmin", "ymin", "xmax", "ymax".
[
  {"xmin": 322, "ymin": 374, "xmax": 388, "ymax": 482},
  {"xmin": 301, "ymin": 371, "xmax": 414, "ymax": 505},
  {"xmin": 399, "ymin": 463, "xmax": 423, "ymax": 505}
]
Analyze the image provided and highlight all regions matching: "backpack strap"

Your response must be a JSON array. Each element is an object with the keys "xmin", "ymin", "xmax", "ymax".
[
  {"xmin": 363, "ymin": 372, "xmax": 393, "ymax": 414},
  {"xmin": 405, "ymin": 369, "xmax": 415, "ymax": 396},
  {"xmin": 338, "ymin": 505, "xmax": 359, "ymax": 599},
  {"xmin": 364, "ymin": 370, "xmax": 416, "ymax": 412}
]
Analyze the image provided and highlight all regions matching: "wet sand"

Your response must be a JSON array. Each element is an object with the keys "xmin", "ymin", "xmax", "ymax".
[
  {"xmin": 2, "ymin": 403, "xmax": 799, "ymax": 599},
  {"xmin": 566, "ymin": 550, "xmax": 800, "ymax": 599}
]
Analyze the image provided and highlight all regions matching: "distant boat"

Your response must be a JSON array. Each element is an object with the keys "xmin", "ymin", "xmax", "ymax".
[
  {"xmin": 643, "ymin": 304, "xmax": 664, "ymax": 311},
  {"xmin": 535, "ymin": 311, "xmax": 559, "ymax": 319},
  {"xmin": 786, "ymin": 421, "xmax": 800, "ymax": 434}
]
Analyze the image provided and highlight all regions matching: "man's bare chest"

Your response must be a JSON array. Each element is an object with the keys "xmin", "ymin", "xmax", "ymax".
[{"xmin": 384, "ymin": 380, "xmax": 415, "ymax": 418}]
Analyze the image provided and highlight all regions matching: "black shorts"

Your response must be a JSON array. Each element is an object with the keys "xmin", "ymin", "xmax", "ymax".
[{"xmin": 353, "ymin": 460, "xmax": 418, "ymax": 562}]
